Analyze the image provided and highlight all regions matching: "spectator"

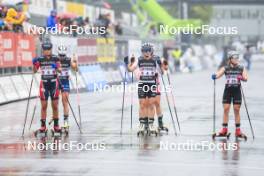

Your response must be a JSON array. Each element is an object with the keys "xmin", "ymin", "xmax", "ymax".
[
  {"xmin": 47, "ymin": 10, "xmax": 57, "ymax": 31},
  {"xmin": 115, "ymin": 21, "xmax": 122, "ymax": 35},
  {"xmin": 171, "ymin": 47, "xmax": 182, "ymax": 72},
  {"xmin": 4, "ymin": 8, "xmax": 25, "ymax": 32},
  {"xmin": 243, "ymin": 46, "xmax": 252, "ymax": 70}
]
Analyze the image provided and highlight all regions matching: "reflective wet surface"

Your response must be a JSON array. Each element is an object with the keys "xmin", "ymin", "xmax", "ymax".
[{"xmin": 0, "ymin": 62, "xmax": 263, "ymax": 176}]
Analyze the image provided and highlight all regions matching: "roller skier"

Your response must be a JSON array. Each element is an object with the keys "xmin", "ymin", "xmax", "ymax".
[
  {"xmin": 32, "ymin": 41, "xmax": 62, "ymax": 138},
  {"xmin": 57, "ymin": 45, "xmax": 78, "ymax": 135},
  {"xmin": 124, "ymin": 43, "xmax": 167, "ymax": 136},
  {"xmin": 211, "ymin": 51, "xmax": 248, "ymax": 140}
]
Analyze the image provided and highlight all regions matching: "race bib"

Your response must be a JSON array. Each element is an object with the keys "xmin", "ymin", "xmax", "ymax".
[
  {"xmin": 41, "ymin": 67, "xmax": 55, "ymax": 76},
  {"xmin": 226, "ymin": 75, "xmax": 239, "ymax": 85},
  {"xmin": 61, "ymin": 68, "xmax": 69, "ymax": 77}
]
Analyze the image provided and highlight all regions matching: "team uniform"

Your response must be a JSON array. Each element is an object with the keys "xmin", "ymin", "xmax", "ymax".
[
  {"xmin": 59, "ymin": 56, "xmax": 71, "ymax": 92},
  {"xmin": 223, "ymin": 65, "xmax": 244, "ymax": 105},
  {"xmin": 35, "ymin": 55, "xmax": 60, "ymax": 101},
  {"xmin": 137, "ymin": 56, "xmax": 160, "ymax": 99}
]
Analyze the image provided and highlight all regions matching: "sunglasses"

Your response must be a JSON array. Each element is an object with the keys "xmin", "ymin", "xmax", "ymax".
[{"xmin": 141, "ymin": 48, "xmax": 152, "ymax": 53}]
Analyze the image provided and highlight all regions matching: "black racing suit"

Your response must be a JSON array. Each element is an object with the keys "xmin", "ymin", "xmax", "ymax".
[
  {"xmin": 137, "ymin": 56, "xmax": 159, "ymax": 99},
  {"xmin": 35, "ymin": 55, "xmax": 61, "ymax": 101},
  {"xmin": 58, "ymin": 56, "xmax": 71, "ymax": 92},
  {"xmin": 222, "ymin": 65, "xmax": 244, "ymax": 105}
]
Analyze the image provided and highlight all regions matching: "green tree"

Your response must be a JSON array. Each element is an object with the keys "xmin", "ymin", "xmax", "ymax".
[{"xmin": 189, "ymin": 5, "xmax": 213, "ymax": 24}]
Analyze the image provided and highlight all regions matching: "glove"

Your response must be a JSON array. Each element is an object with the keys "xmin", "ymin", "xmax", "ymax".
[
  {"xmin": 131, "ymin": 56, "xmax": 135, "ymax": 63},
  {"xmin": 211, "ymin": 74, "xmax": 217, "ymax": 80},
  {"xmin": 32, "ymin": 58, "xmax": 38, "ymax": 65},
  {"xmin": 124, "ymin": 56, "xmax": 129, "ymax": 65},
  {"xmin": 51, "ymin": 63, "xmax": 58, "ymax": 69},
  {"xmin": 237, "ymin": 75, "xmax": 243, "ymax": 81}
]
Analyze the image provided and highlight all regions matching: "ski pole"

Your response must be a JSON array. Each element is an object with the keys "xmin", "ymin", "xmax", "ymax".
[
  {"xmin": 58, "ymin": 78, "xmax": 82, "ymax": 134},
  {"xmin": 120, "ymin": 70, "xmax": 127, "ymax": 135},
  {"xmin": 22, "ymin": 74, "xmax": 34, "ymax": 137},
  {"xmin": 158, "ymin": 65, "xmax": 177, "ymax": 136},
  {"xmin": 130, "ymin": 72, "xmax": 133, "ymax": 131},
  {"xmin": 241, "ymin": 85, "xmax": 255, "ymax": 139},
  {"xmin": 29, "ymin": 97, "xmax": 38, "ymax": 130},
  {"xmin": 213, "ymin": 79, "xmax": 216, "ymax": 134},
  {"xmin": 166, "ymin": 73, "xmax": 181, "ymax": 132},
  {"xmin": 75, "ymin": 71, "xmax": 82, "ymax": 130}
]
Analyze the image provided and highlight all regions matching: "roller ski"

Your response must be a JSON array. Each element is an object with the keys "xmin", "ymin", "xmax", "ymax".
[
  {"xmin": 235, "ymin": 128, "xmax": 247, "ymax": 141},
  {"xmin": 148, "ymin": 119, "xmax": 158, "ymax": 137},
  {"xmin": 212, "ymin": 128, "xmax": 231, "ymax": 140},
  {"xmin": 61, "ymin": 118, "xmax": 69, "ymax": 136},
  {"xmin": 157, "ymin": 118, "xmax": 168, "ymax": 134}
]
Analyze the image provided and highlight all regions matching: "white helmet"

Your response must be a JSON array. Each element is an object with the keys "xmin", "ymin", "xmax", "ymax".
[
  {"xmin": 227, "ymin": 50, "xmax": 239, "ymax": 59},
  {"xmin": 58, "ymin": 45, "xmax": 67, "ymax": 56}
]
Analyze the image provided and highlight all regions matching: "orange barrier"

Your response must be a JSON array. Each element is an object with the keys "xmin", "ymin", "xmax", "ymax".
[{"xmin": 0, "ymin": 32, "xmax": 36, "ymax": 68}]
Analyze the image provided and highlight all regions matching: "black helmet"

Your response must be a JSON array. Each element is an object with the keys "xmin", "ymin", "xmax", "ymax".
[
  {"xmin": 42, "ymin": 41, "xmax": 53, "ymax": 50},
  {"xmin": 141, "ymin": 42, "xmax": 154, "ymax": 53}
]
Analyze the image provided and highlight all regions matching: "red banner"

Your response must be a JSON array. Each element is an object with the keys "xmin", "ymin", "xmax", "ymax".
[
  {"xmin": 16, "ymin": 33, "xmax": 36, "ymax": 67},
  {"xmin": 0, "ymin": 32, "xmax": 36, "ymax": 68},
  {"xmin": 77, "ymin": 38, "xmax": 97, "ymax": 64},
  {"xmin": 0, "ymin": 32, "xmax": 16, "ymax": 68}
]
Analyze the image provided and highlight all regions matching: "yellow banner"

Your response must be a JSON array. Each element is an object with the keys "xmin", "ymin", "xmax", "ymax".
[
  {"xmin": 66, "ymin": 2, "xmax": 84, "ymax": 16},
  {"xmin": 96, "ymin": 38, "xmax": 116, "ymax": 63}
]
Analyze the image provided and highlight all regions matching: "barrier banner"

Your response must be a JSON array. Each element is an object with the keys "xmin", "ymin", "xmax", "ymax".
[
  {"xmin": 11, "ymin": 75, "xmax": 29, "ymax": 99},
  {"xmin": 50, "ymin": 36, "xmax": 77, "ymax": 57},
  {"xmin": 17, "ymin": 34, "xmax": 36, "ymax": 67},
  {"xmin": 77, "ymin": 38, "xmax": 97, "ymax": 64},
  {"xmin": 0, "ymin": 76, "xmax": 19, "ymax": 101},
  {"xmin": 0, "ymin": 32, "xmax": 17, "ymax": 68},
  {"xmin": 0, "ymin": 84, "xmax": 7, "ymax": 104},
  {"xmin": 96, "ymin": 38, "xmax": 116, "ymax": 63},
  {"xmin": 79, "ymin": 65, "xmax": 107, "ymax": 92}
]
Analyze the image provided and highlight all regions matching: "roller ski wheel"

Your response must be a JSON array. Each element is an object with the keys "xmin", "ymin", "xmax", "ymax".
[
  {"xmin": 148, "ymin": 129, "xmax": 158, "ymax": 137},
  {"xmin": 34, "ymin": 129, "xmax": 48, "ymax": 138},
  {"xmin": 212, "ymin": 132, "xmax": 231, "ymax": 140},
  {"xmin": 62, "ymin": 127, "xmax": 69, "ymax": 136},
  {"xmin": 235, "ymin": 134, "xmax": 247, "ymax": 141},
  {"xmin": 158, "ymin": 126, "xmax": 169, "ymax": 134}
]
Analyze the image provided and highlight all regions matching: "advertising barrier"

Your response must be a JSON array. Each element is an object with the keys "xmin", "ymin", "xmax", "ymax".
[
  {"xmin": 97, "ymin": 38, "xmax": 116, "ymax": 63},
  {"xmin": 0, "ymin": 76, "xmax": 19, "ymax": 102},
  {"xmin": 0, "ymin": 32, "xmax": 17, "ymax": 68},
  {"xmin": 79, "ymin": 65, "xmax": 107, "ymax": 92},
  {"xmin": 77, "ymin": 38, "xmax": 97, "ymax": 64},
  {"xmin": 0, "ymin": 32, "xmax": 36, "ymax": 68},
  {"xmin": 11, "ymin": 75, "xmax": 29, "ymax": 99}
]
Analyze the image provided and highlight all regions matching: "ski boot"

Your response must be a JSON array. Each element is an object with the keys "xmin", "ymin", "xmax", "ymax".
[
  {"xmin": 34, "ymin": 119, "xmax": 48, "ymax": 138},
  {"xmin": 212, "ymin": 127, "xmax": 231, "ymax": 140},
  {"xmin": 137, "ymin": 118, "xmax": 147, "ymax": 136},
  {"xmin": 61, "ymin": 118, "xmax": 69, "ymax": 136},
  {"xmin": 235, "ymin": 128, "xmax": 247, "ymax": 141},
  {"xmin": 34, "ymin": 125, "xmax": 48, "ymax": 138},
  {"xmin": 148, "ymin": 119, "xmax": 158, "ymax": 137},
  {"xmin": 51, "ymin": 125, "xmax": 62, "ymax": 138},
  {"xmin": 157, "ymin": 118, "xmax": 169, "ymax": 134}
]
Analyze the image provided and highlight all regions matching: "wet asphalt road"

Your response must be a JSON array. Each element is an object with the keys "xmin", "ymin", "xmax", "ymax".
[{"xmin": 0, "ymin": 62, "xmax": 263, "ymax": 176}]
